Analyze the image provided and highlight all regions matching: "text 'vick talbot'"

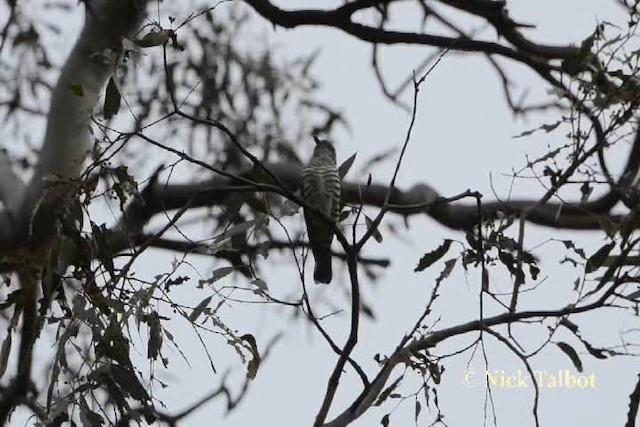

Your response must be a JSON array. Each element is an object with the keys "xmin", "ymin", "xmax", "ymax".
[{"xmin": 463, "ymin": 369, "xmax": 597, "ymax": 390}]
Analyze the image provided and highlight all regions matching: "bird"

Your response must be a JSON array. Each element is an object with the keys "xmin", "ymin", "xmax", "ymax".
[{"xmin": 301, "ymin": 136, "xmax": 341, "ymax": 284}]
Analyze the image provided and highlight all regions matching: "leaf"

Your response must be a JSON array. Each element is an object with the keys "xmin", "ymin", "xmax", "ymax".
[
  {"xmin": 585, "ymin": 242, "xmax": 615, "ymax": 273},
  {"xmin": 242, "ymin": 334, "xmax": 261, "ymax": 380},
  {"xmin": 256, "ymin": 241, "xmax": 270, "ymax": 259},
  {"xmin": 147, "ymin": 312, "xmax": 163, "ymax": 362},
  {"xmin": 529, "ymin": 264, "xmax": 540, "ymax": 280},
  {"xmin": 429, "ymin": 363, "xmax": 441, "ymax": 384},
  {"xmin": 513, "ymin": 120, "xmax": 562, "ymax": 138},
  {"xmin": 0, "ymin": 333, "xmax": 12, "ymax": 379},
  {"xmin": 375, "ymin": 375, "xmax": 403, "ymax": 406},
  {"xmin": 0, "ymin": 289, "xmax": 22, "ymax": 310},
  {"xmin": 627, "ymin": 289, "xmax": 640, "ymax": 301},
  {"xmin": 135, "ymin": 30, "xmax": 171, "ymax": 47},
  {"xmin": 556, "ymin": 342, "xmax": 583, "ymax": 372},
  {"xmin": 110, "ymin": 363, "xmax": 151, "ymax": 402},
  {"xmin": 626, "ymin": 373, "xmax": 640, "ymax": 427},
  {"xmin": 80, "ymin": 400, "xmax": 104, "ymax": 427},
  {"xmin": 582, "ymin": 340, "xmax": 608, "ymax": 360},
  {"xmin": 415, "ymin": 400, "xmax": 422, "ymax": 422},
  {"xmin": 198, "ymin": 267, "xmax": 234, "ymax": 288},
  {"xmin": 415, "ymin": 240, "xmax": 453, "ymax": 272},
  {"xmin": 251, "ymin": 278, "xmax": 269, "ymax": 296},
  {"xmin": 111, "ymin": 166, "xmax": 136, "ymax": 210},
  {"xmin": 212, "ymin": 219, "xmax": 257, "ymax": 244},
  {"xmin": 338, "ymin": 209, "xmax": 351, "ymax": 222},
  {"xmin": 580, "ymin": 182, "xmax": 593, "ymax": 203},
  {"xmin": 561, "ymin": 240, "xmax": 586, "ymax": 259},
  {"xmin": 96, "ymin": 323, "xmax": 132, "ymax": 367},
  {"xmin": 91, "ymin": 221, "xmax": 115, "ymax": 279},
  {"xmin": 436, "ymin": 258, "xmax": 457, "ymax": 286},
  {"xmin": 338, "ymin": 151, "xmax": 357, "ymax": 179},
  {"xmin": 559, "ymin": 318, "xmax": 579, "ymax": 334},
  {"xmin": 525, "ymin": 146, "xmax": 564, "ymax": 169},
  {"xmin": 103, "ymin": 77, "xmax": 121, "ymax": 119},
  {"xmin": 498, "ymin": 251, "xmax": 525, "ymax": 286},
  {"xmin": 559, "ymin": 319, "xmax": 608, "ymax": 360},
  {"xmin": 364, "ymin": 214, "xmax": 383, "ymax": 243},
  {"xmin": 188, "ymin": 296, "xmax": 213, "ymax": 322},
  {"xmin": 381, "ymin": 414, "xmax": 390, "ymax": 427},
  {"xmin": 13, "ymin": 26, "xmax": 39, "ymax": 46},
  {"xmin": 164, "ymin": 275, "xmax": 189, "ymax": 291}
]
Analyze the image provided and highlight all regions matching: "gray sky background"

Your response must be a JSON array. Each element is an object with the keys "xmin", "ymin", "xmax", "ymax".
[{"xmin": 4, "ymin": 1, "xmax": 639, "ymax": 426}]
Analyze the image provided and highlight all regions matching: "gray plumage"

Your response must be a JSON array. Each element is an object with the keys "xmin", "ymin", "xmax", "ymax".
[{"xmin": 301, "ymin": 138, "xmax": 341, "ymax": 284}]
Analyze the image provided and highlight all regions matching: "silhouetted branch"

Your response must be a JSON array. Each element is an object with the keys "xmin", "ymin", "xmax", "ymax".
[{"xmin": 141, "ymin": 236, "xmax": 390, "ymax": 268}]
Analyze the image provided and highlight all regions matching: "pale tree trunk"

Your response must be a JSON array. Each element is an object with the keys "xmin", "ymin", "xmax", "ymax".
[{"xmin": 0, "ymin": 0, "xmax": 148, "ymax": 247}]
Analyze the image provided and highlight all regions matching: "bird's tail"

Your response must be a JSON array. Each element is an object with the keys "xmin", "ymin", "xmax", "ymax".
[{"xmin": 313, "ymin": 251, "xmax": 332, "ymax": 284}]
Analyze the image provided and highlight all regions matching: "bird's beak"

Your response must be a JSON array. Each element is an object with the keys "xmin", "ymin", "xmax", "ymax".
[{"xmin": 313, "ymin": 135, "xmax": 321, "ymax": 145}]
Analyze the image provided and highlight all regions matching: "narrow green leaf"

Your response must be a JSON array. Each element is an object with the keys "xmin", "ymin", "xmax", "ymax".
[
  {"xmin": 103, "ymin": 77, "xmax": 121, "ymax": 119},
  {"xmin": 242, "ymin": 334, "xmax": 261, "ymax": 380},
  {"xmin": 625, "ymin": 373, "xmax": 640, "ymax": 427},
  {"xmin": 135, "ymin": 30, "xmax": 171, "ymax": 47},
  {"xmin": 429, "ymin": 363, "xmax": 441, "ymax": 384},
  {"xmin": 0, "ymin": 333, "xmax": 12, "ymax": 379},
  {"xmin": 560, "ymin": 319, "xmax": 608, "ymax": 360},
  {"xmin": 198, "ymin": 266, "xmax": 234, "ymax": 288},
  {"xmin": 375, "ymin": 375, "xmax": 403, "ymax": 406},
  {"xmin": 364, "ymin": 214, "xmax": 383, "ymax": 243},
  {"xmin": 556, "ymin": 341, "xmax": 583, "ymax": 372},
  {"xmin": 415, "ymin": 240, "xmax": 453, "ymax": 272},
  {"xmin": 110, "ymin": 363, "xmax": 151, "ymax": 401},
  {"xmin": 251, "ymin": 278, "xmax": 269, "ymax": 296},
  {"xmin": 513, "ymin": 120, "xmax": 562, "ymax": 138},
  {"xmin": 338, "ymin": 151, "xmax": 357, "ymax": 179},
  {"xmin": 80, "ymin": 400, "xmax": 104, "ymax": 427},
  {"xmin": 585, "ymin": 242, "xmax": 615, "ymax": 273},
  {"xmin": 147, "ymin": 312, "xmax": 162, "ymax": 361},
  {"xmin": 212, "ymin": 219, "xmax": 257, "ymax": 244},
  {"xmin": 188, "ymin": 296, "xmax": 213, "ymax": 322},
  {"xmin": 436, "ymin": 258, "xmax": 457, "ymax": 286},
  {"xmin": 627, "ymin": 289, "xmax": 640, "ymax": 301}
]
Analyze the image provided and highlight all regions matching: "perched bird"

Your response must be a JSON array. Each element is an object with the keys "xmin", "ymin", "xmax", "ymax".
[{"xmin": 301, "ymin": 137, "xmax": 341, "ymax": 284}]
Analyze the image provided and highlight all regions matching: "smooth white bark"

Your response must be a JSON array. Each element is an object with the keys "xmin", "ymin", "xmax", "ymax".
[{"xmin": 18, "ymin": 0, "xmax": 147, "ymax": 231}]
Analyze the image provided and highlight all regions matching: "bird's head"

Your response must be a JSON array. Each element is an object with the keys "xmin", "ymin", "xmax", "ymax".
[{"xmin": 313, "ymin": 135, "xmax": 336, "ymax": 157}]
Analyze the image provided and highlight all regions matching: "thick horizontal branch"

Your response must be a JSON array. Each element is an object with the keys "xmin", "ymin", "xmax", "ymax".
[
  {"xmin": 0, "ymin": 156, "xmax": 629, "ymax": 271},
  {"xmin": 116, "ymin": 161, "xmax": 627, "ymax": 236}
]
